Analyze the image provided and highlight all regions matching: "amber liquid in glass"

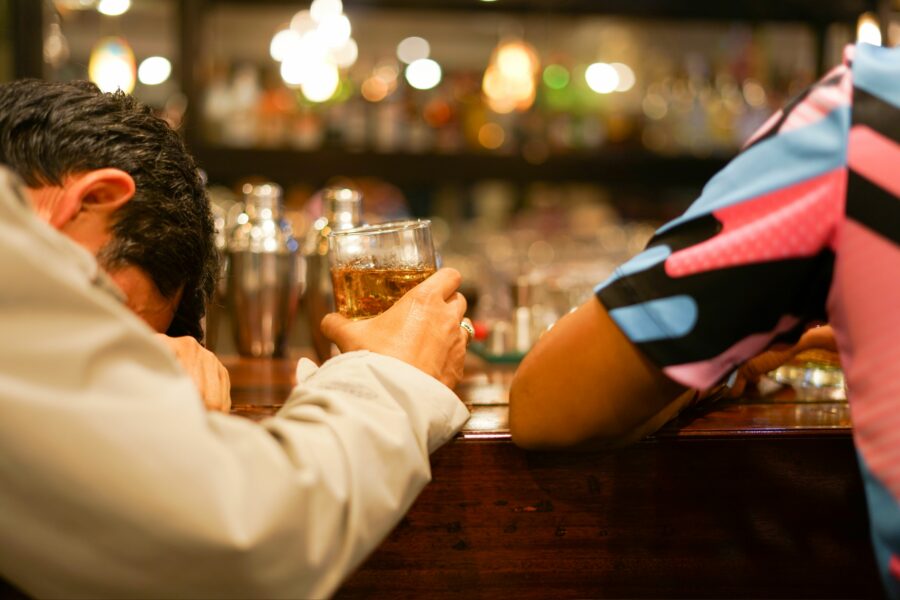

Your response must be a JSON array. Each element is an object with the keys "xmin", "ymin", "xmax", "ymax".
[{"xmin": 331, "ymin": 265, "xmax": 435, "ymax": 319}]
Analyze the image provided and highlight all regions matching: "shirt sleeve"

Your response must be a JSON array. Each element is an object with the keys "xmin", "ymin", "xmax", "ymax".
[
  {"xmin": 595, "ymin": 62, "xmax": 853, "ymax": 391},
  {"xmin": 0, "ymin": 168, "xmax": 469, "ymax": 599}
]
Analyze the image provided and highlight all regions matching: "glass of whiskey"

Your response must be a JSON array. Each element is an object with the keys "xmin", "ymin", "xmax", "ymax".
[{"xmin": 328, "ymin": 220, "xmax": 436, "ymax": 319}]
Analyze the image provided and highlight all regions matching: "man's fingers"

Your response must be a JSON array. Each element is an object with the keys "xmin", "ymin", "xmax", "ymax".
[
  {"xmin": 320, "ymin": 312, "xmax": 351, "ymax": 343},
  {"xmin": 218, "ymin": 363, "xmax": 232, "ymax": 412},
  {"xmin": 446, "ymin": 292, "xmax": 468, "ymax": 321},
  {"xmin": 416, "ymin": 268, "xmax": 461, "ymax": 300}
]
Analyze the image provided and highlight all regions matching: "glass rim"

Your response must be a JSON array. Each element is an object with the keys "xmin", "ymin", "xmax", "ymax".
[{"xmin": 328, "ymin": 219, "xmax": 431, "ymax": 238}]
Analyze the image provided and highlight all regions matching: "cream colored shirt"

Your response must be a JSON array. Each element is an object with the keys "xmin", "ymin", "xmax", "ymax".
[{"xmin": 0, "ymin": 167, "xmax": 469, "ymax": 599}]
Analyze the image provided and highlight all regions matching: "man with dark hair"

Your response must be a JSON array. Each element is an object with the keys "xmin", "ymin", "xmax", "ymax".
[
  {"xmin": 0, "ymin": 80, "xmax": 471, "ymax": 598},
  {"xmin": 0, "ymin": 79, "xmax": 216, "ymax": 340}
]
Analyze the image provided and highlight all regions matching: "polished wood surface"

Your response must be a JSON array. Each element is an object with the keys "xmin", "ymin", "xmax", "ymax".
[
  {"xmin": 224, "ymin": 355, "xmax": 854, "ymax": 440},
  {"xmin": 223, "ymin": 355, "xmax": 881, "ymax": 598}
]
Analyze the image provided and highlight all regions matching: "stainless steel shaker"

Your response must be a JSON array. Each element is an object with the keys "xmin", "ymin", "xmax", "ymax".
[
  {"xmin": 204, "ymin": 186, "xmax": 237, "ymax": 352},
  {"xmin": 302, "ymin": 186, "xmax": 362, "ymax": 362},
  {"xmin": 227, "ymin": 183, "xmax": 305, "ymax": 358}
]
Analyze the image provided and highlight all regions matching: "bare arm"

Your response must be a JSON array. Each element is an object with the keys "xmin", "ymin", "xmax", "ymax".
[{"xmin": 509, "ymin": 297, "xmax": 687, "ymax": 449}]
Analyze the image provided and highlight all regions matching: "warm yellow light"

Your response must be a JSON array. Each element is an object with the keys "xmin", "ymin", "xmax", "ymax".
[
  {"xmin": 482, "ymin": 39, "xmax": 539, "ymax": 112},
  {"xmin": 137, "ymin": 56, "xmax": 171, "ymax": 85},
  {"xmin": 88, "ymin": 37, "xmax": 135, "ymax": 93},
  {"xmin": 301, "ymin": 62, "xmax": 340, "ymax": 102},
  {"xmin": 318, "ymin": 14, "xmax": 351, "ymax": 48},
  {"xmin": 310, "ymin": 0, "xmax": 342, "ymax": 23},
  {"xmin": 857, "ymin": 12, "xmax": 882, "ymax": 46},
  {"xmin": 361, "ymin": 77, "xmax": 389, "ymax": 102},
  {"xmin": 405, "ymin": 58, "xmax": 442, "ymax": 90},
  {"xmin": 280, "ymin": 58, "xmax": 308, "ymax": 87},
  {"xmin": 331, "ymin": 38, "xmax": 358, "ymax": 68},
  {"xmin": 742, "ymin": 79, "xmax": 767, "ymax": 108},
  {"xmin": 497, "ymin": 45, "xmax": 530, "ymax": 75},
  {"xmin": 97, "ymin": 0, "xmax": 130, "ymax": 16},
  {"xmin": 270, "ymin": 29, "xmax": 301, "ymax": 62},
  {"xmin": 478, "ymin": 122, "xmax": 505, "ymax": 149},
  {"xmin": 290, "ymin": 10, "xmax": 315, "ymax": 35},
  {"xmin": 585, "ymin": 62, "xmax": 619, "ymax": 94}
]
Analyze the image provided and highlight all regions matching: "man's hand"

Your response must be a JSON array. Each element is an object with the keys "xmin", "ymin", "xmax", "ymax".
[
  {"xmin": 320, "ymin": 268, "xmax": 469, "ymax": 389},
  {"xmin": 156, "ymin": 334, "xmax": 232, "ymax": 413},
  {"xmin": 724, "ymin": 325, "xmax": 838, "ymax": 398}
]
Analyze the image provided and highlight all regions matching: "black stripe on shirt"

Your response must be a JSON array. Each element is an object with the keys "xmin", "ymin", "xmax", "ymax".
[
  {"xmin": 598, "ymin": 252, "xmax": 834, "ymax": 369},
  {"xmin": 852, "ymin": 87, "xmax": 900, "ymax": 146},
  {"xmin": 847, "ymin": 169, "xmax": 900, "ymax": 245}
]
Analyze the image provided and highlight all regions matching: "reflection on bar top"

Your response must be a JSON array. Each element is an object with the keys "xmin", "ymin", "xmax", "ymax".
[{"xmin": 223, "ymin": 356, "xmax": 852, "ymax": 442}]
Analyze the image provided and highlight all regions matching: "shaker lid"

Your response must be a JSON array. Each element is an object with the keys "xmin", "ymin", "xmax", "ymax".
[
  {"xmin": 242, "ymin": 182, "xmax": 283, "ymax": 212},
  {"xmin": 322, "ymin": 186, "xmax": 362, "ymax": 231}
]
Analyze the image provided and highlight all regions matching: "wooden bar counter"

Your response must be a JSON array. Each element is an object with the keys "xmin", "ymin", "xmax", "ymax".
[{"xmin": 224, "ymin": 355, "xmax": 882, "ymax": 598}]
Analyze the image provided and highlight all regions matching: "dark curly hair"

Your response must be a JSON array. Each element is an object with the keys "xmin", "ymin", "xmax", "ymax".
[{"xmin": 0, "ymin": 79, "xmax": 216, "ymax": 341}]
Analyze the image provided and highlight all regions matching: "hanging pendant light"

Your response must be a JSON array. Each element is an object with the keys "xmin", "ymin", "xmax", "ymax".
[
  {"xmin": 88, "ymin": 36, "xmax": 136, "ymax": 93},
  {"xmin": 482, "ymin": 38, "xmax": 539, "ymax": 113}
]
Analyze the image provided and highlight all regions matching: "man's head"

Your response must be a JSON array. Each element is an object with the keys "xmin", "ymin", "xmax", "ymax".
[{"xmin": 0, "ymin": 79, "xmax": 216, "ymax": 340}]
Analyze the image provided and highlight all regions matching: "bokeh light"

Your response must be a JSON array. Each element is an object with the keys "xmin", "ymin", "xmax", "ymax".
[
  {"xmin": 97, "ymin": 0, "xmax": 130, "ymax": 16},
  {"xmin": 290, "ymin": 10, "xmax": 316, "ymax": 35},
  {"xmin": 270, "ymin": 29, "xmax": 301, "ymax": 62},
  {"xmin": 857, "ymin": 12, "xmax": 882, "ymax": 46},
  {"xmin": 542, "ymin": 64, "xmax": 569, "ymax": 90},
  {"xmin": 310, "ymin": 0, "xmax": 342, "ymax": 23},
  {"xmin": 137, "ymin": 56, "xmax": 171, "ymax": 85},
  {"xmin": 361, "ymin": 76, "xmax": 390, "ymax": 102},
  {"xmin": 397, "ymin": 36, "xmax": 430, "ymax": 64},
  {"xmin": 406, "ymin": 58, "xmax": 442, "ymax": 90},
  {"xmin": 478, "ymin": 123, "xmax": 505, "ymax": 149},
  {"xmin": 280, "ymin": 57, "xmax": 311, "ymax": 86},
  {"xmin": 742, "ymin": 79, "xmax": 767, "ymax": 107},
  {"xmin": 88, "ymin": 37, "xmax": 135, "ymax": 93},
  {"xmin": 585, "ymin": 62, "xmax": 619, "ymax": 94},
  {"xmin": 611, "ymin": 63, "xmax": 635, "ymax": 92},
  {"xmin": 301, "ymin": 62, "xmax": 340, "ymax": 102},
  {"xmin": 482, "ymin": 39, "xmax": 538, "ymax": 113},
  {"xmin": 318, "ymin": 14, "xmax": 351, "ymax": 48},
  {"xmin": 332, "ymin": 38, "xmax": 358, "ymax": 68}
]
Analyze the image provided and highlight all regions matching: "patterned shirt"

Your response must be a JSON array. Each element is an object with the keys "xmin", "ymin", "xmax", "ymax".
[{"xmin": 596, "ymin": 43, "xmax": 900, "ymax": 596}]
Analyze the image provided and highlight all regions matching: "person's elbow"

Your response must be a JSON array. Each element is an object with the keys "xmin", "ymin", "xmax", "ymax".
[
  {"xmin": 509, "ymin": 361, "xmax": 661, "ymax": 451},
  {"xmin": 508, "ymin": 366, "xmax": 622, "ymax": 451},
  {"xmin": 508, "ymin": 368, "xmax": 549, "ymax": 450}
]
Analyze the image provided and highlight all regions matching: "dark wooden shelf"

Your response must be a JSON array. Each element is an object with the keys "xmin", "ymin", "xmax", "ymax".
[
  {"xmin": 203, "ymin": 0, "xmax": 877, "ymax": 25},
  {"xmin": 191, "ymin": 144, "xmax": 731, "ymax": 189}
]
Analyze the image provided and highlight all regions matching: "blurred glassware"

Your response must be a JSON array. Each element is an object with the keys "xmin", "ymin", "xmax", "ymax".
[
  {"xmin": 226, "ymin": 183, "xmax": 304, "ymax": 358},
  {"xmin": 769, "ymin": 349, "xmax": 847, "ymax": 401},
  {"xmin": 302, "ymin": 186, "xmax": 363, "ymax": 362}
]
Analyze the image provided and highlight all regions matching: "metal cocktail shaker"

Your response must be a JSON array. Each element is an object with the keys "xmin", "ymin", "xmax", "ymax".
[
  {"xmin": 303, "ymin": 186, "xmax": 362, "ymax": 362},
  {"xmin": 204, "ymin": 187, "xmax": 237, "ymax": 352},
  {"xmin": 227, "ymin": 183, "xmax": 304, "ymax": 358}
]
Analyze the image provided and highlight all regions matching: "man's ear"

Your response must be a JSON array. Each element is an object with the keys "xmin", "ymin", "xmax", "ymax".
[
  {"xmin": 62, "ymin": 168, "xmax": 136, "ymax": 222},
  {"xmin": 50, "ymin": 169, "xmax": 136, "ymax": 255}
]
